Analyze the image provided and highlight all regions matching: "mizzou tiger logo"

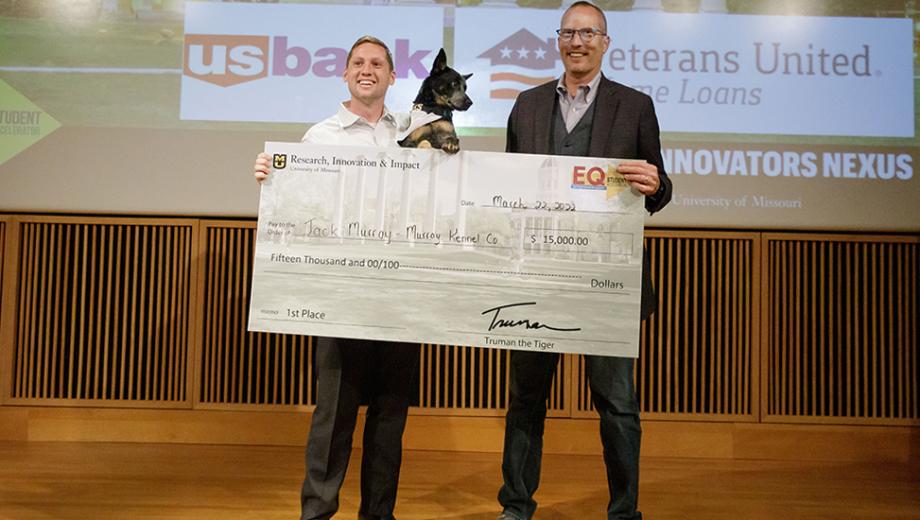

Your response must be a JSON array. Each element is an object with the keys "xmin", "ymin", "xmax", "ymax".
[{"xmin": 272, "ymin": 154, "xmax": 287, "ymax": 169}]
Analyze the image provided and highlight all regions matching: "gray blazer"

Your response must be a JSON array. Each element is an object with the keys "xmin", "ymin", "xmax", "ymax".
[{"xmin": 505, "ymin": 75, "xmax": 672, "ymax": 320}]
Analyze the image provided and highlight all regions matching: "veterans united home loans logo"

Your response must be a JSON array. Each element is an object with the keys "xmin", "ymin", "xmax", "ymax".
[
  {"xmin": 183, "ymin": 34, "xmax": 433, "ymax": 87},
  {"xmin": 477, "ymin": 29, "xmax": 558, "ymax": 99}
]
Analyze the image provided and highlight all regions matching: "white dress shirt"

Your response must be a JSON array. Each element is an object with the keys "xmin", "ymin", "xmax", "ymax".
[{"xmin": 301, "ymin": 102, "xmax": 410, "ymax": 147}]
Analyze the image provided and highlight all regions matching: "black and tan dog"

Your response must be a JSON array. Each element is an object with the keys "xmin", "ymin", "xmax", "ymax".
[{"xmin": 398, "ymin": 48, "xmax": 472, "ymax": 154}]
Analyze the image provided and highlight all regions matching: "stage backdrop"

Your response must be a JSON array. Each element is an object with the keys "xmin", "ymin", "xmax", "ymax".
[{"xmin": 0, "ymin": 0, "xmax": 917, "ymax": 231}]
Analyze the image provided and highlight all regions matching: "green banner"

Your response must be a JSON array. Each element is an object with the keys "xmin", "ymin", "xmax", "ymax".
[{"xmin": 0, "ymin": 79, "xmax": 60, "ymax": 166}]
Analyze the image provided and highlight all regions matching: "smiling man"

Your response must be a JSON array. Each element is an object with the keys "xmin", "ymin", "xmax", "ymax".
[
  {"xmin": 254, "ymin": 36, "xmax": 417, "ymax": 520},
  {"xmin": 498, "ymin": 3, "xmax": 672, "ymax": 520}
]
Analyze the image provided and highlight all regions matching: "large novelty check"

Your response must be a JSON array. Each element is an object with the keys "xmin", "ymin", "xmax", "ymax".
[{"xmin": 248, "ymin": 143, "xmax": 646, "ymax": 357}]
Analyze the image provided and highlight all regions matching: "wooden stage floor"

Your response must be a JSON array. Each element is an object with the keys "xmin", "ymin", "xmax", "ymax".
[{"xmin": 0, "ymin": 441, "xmax": 918, "ymax": 519}]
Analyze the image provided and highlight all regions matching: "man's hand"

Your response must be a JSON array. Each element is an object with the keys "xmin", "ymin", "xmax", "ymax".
[
  {"xmin": 617, "ymin": 161, "xmax": 660, "ymax": 196},
  {"xmin": 254, "ymin": 152, "xmax": 272, "ymax": 183}
]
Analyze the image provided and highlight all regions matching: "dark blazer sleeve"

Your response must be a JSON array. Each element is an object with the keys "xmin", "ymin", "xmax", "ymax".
[
  {"xmin": 637, "ymin": 95, "xmax": 672, "ymax": 215},
  {"xmin": 505, "ymin": 98, "xmax": 520, "ymax": 153}
]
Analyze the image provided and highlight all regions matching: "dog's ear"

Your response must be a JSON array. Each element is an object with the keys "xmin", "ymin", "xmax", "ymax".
[
  {"xmin": 462, "ymin": 73, "xmax": 473, "ymax": 81},
  {"xmin": 432, "ymin": 48, "xmax": 448, "ymax": 73}
]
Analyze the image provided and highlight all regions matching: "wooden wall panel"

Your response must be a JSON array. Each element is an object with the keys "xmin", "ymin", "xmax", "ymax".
[
  {"xmin": 1, "ymin": 214, "xmax": 917, "ymax": 431},
  {"xmin": 0, "ymin": 218, "xmax": 5, "ymax": 302},
  {"xmin": 416, "ymin": 344, "xmax": 567, "ymax": 416},
  {"xmin": 6, "ymin": 217, "xmax": 195, "ymax": 406},
  {"xmin": 763, "ymin": 235, "xmax": 919, "ymax": 424},
  {"xmin": 0, "ymin": 216, "xmax": 9, "ymax": 402},
  {"xmin": 0, "ymin": 218, "xmax": 5, "ymax": 334},
  {"xmin": 575, "ymin": 231, "xmax": 759, "ymax": 420},
  {"xmin": 196, "ymin": 222, "xmax": 314, "ymax": 409}
]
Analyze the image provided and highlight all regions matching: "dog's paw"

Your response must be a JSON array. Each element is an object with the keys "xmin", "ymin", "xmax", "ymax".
[
  {"xmin": 417, "ymin": 140, "xmax": 433, "ymax": 149},
  {"xmin": 441, "ymin": 139, "xmax": 460, "ymax": 154}
]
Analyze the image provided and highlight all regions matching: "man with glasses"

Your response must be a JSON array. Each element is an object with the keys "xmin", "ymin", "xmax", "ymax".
[{"xmin": 497, "ymin": 2, "xmax": 672, "ymax": 520}]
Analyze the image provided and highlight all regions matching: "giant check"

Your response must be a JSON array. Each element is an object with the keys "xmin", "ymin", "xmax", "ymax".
[{"xmin": 248, "ymin": 143, "xmax": 646, "ymax": 357}]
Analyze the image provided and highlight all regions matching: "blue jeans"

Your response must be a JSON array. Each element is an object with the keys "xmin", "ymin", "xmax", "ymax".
[{"xmin": 498, "ymin": 351, "xmax": 642, "ymax": 520}]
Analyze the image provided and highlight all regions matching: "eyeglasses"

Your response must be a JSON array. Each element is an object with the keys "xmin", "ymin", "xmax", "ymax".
[{"xmin": 556, "ymin": 28, "xmax": 606, "ymax": 41}]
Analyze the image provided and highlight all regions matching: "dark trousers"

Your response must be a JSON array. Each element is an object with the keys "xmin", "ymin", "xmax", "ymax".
[
  {"xmin": 301, "ymin": 337, "xmax": 419, "ymax": 520},
  {"xmin": 498, "ymin": 351, "xmax": 642, "ymax": 520}
]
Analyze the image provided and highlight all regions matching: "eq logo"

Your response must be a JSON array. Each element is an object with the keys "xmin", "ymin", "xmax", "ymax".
[
  {"xmin": 571, "ymin": 165, "xmax": 607, "ymax": 190},
  {"xmin": 571, "ymin": 165, "xmax": 629, "ymax": 194},
  {"xmin": 184, "ymin": 34, "xmax": 432, "ymax": 88}
]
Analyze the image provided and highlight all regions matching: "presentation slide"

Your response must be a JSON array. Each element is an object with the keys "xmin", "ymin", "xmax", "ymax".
[{"xmin": 1, "ymin": 0, "xmax": 917, "ymax": 231}]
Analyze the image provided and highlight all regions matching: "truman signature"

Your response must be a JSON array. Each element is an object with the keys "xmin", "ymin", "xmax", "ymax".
[{"xmin": 481, "ymin": 302, "xmax": 582, "ymax": 333}]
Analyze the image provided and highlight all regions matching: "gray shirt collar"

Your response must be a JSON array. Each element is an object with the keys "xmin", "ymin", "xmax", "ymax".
[{"xmin": 555, "ymin": 73, "xmax": 602, "ymax": 132}]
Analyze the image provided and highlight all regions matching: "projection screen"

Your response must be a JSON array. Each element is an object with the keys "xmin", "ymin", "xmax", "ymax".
[{"xmin": 0, "ymin": 0, "xmax": 917, "ymax": 231}]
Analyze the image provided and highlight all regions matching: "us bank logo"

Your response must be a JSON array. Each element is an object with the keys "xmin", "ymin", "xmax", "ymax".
[
  {"xmin": 477, "ymin": 28, "xmax": 559, "ymax": 99},
  {"xmin": 184, "ymin": 35, "xmax": 269, "ymax": 87},
  {"xmin": 183, "ymin": 34, "xmax": 434, "ymax": 87}
]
